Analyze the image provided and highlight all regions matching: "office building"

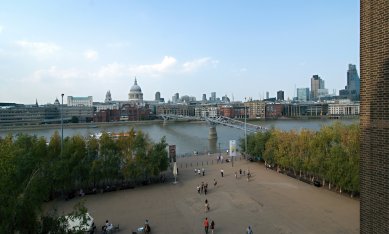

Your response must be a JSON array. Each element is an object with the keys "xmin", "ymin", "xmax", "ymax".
[
  {"xmin": 67, "ymin": 96, "xmax": 93, "ymax": 107},
  {"xmin": 339, "ymin": 64, "xmax": 360, "ymax": 100},
  {"xmin": 310, "ymin": 75, "xmax": 325, "ymax": 100},
  {"xmin": 202, "ymin": 94, "xmax": 207, "ymax": 102},
  {"xmin": 210, "ymin": 92, "xmax": 216, "ymax": 102},
  {"xmin": 277, "ymin": 90, "xmax": 284, "ymax": 101},
  {"xmin": 297, "ymin": 88, "xmax": 310, "ymax": 101},
  {"xmin": 155, "ymin": 92, "xmax": 161, "ymax": 102}
]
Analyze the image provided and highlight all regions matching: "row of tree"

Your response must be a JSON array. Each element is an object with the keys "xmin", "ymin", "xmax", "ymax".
[
  {"xmin": 240, "ymin": 122, "xmax": 360, "ymax": 196},
  {"xmin": 0, "ymin": 129, "xmax": 169, "ymax": 233}
]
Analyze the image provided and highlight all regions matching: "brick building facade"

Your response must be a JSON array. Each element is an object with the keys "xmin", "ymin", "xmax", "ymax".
[{"xmin": 360, "ymin": 0, "xmax": 389, "ymax": 233}]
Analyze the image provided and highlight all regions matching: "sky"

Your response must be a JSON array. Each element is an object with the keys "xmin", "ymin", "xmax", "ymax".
[{"xmin": 0, "ymin": 1, "xmax": 360, "ymax": 104}]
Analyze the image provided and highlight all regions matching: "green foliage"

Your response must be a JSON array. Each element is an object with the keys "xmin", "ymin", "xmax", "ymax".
[
  {"xmin": 243, "ymin": 122, "xmax": 360, "ymax": 195},
  {"xmin": 0, "ymin": 128, "xmax": 169, "ymax": 232}
]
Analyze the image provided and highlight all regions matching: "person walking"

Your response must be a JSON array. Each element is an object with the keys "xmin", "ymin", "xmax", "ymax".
[
  {"xmin": 220, "ymin": 169, "xmax": 224, "ymax": 177},
  {"xmin": 210, "ymin": 220, "xmax": 215, "ymax": 234},
  {"xmin": 213, "ymin": 178, "xmax": 217, "ymax": 187},
  {"xmin": 246, "ymin": 225, "xmax": 253, "ymax": 234},
  {"xmin": 205, "ymin": 199, "xmax": 210, "ymax": 212},
  {"xmin": 203, "ymin": 217, "xmax": 209, "ymax": 234}
]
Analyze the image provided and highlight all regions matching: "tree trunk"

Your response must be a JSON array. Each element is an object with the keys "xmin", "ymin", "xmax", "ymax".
[
  {"xmin": 328, "ymin": 183, "xmax": 331, "ymax": 190},
  {"xmin": 339, "ymin": 187, "xmax": 342, "ymax": 194}
]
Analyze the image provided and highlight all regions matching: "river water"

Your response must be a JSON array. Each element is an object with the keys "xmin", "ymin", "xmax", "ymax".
[{"xmin": 0, "ymin": 119, "xmax": 358, "ymax": 156}]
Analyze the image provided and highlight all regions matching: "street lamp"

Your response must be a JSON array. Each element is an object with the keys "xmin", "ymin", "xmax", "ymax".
[
  {"xmin": 244, "ymin": 97, "xmax": 247, "ymax": 156},
  {"xmin": 61, "ymin": 94, "xmax": 64, "ymax": 156},
  {"xmin": 218, "ymin": 142, "xmax": 221, "ymax": 157}
]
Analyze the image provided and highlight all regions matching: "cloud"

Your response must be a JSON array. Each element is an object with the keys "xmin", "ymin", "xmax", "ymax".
[
  {"xmin": 133, "ymin": 56, "xmax": 177, "ymax": 75},
  {"xmin": 32, "ymin": 66, "xmax": 85, "ymax": 82},
  {"xmin": 84, "ymin": 50, "xmax": 98, "ymax": 61},
  {"xmin": 96, "ymin": 63, "xmax": 127, "ymax": 78},
  {"xmin": 0, "ymin": 25, "xmax": 3, "ymax": 33},
  {"xmin": 31, "ymin": 55, "xmax": 219, "ymax": 84},
  {"xmin": 182, "ymin": 57, "xmax": 219, "ymax": 72},
  {"xmin": 15, "ymin": 40, "xmax": 60, "ymax": 56}
]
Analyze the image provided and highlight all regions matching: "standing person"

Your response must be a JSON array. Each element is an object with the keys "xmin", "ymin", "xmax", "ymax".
[
  {"xmin": 144, "ymin": 219, "xmax": 151, "ymax": 234},
  {"xmin": 202, "ymin": 168, "xmax": 205, "ymax": 176},
  {"xmin": 239, "ymin": 168, "xmax": 242, "ymax": 175},
  {"xmin": 213, "ymin": 178, "xmax": 217, "ymax": 187},
  {"xmin": 220, "ymin": 155, "xmax": 223, "ymax": 163},
  {"xmin": 235, "ymin": 171, "xmax": 237, "ymax": 179},
  {"xmin": 246, "ymin": 225, "xmax": 253, "ymax": 234},
  {"xmin": 210, "ymin": 220, "xmax": 215, "ymax": 234},
  {"xmin": 205, "ymin": 199, "xmax": 209, "ymax": 212},
  {"xmin": 203, "ymin": 217, "xmax": 209, "ymax": 234},
  {"xmin": 197, "ymin": 185, "xmax": 201, "ymax": 194},
  {"xmin": 220, "ymin": 169, "xmax": 224, "ymax": 177}
]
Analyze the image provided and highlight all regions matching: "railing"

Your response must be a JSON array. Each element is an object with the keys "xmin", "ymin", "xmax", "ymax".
[{"xmin": 158, "ymin": 114, "xmax": 268, "ymax": 133}]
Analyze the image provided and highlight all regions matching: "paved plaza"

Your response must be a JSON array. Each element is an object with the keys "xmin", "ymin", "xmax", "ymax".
[{"xmin": 48, "ymin": 154, "xmax": 359, "ymax": 233}]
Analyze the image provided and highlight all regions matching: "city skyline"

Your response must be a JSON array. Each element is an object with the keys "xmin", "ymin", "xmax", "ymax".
[{"xmin": 0, "ymin": 1, "xmax": 359, "ymax": 104}]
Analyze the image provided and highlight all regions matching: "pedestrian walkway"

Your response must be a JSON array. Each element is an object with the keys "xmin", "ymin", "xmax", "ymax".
[{"xmin": 47, "ymin": 153, "xmax": 359, "ymax": 233}]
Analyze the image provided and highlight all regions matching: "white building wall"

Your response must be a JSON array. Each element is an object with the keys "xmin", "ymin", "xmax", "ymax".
[
  {"xmin": 328, "ymin": 102, "xmax": 360, "ymax": 115},
  {"xmin": 67, "ymin": 96, "xmax": 93, "ymax": 107}
]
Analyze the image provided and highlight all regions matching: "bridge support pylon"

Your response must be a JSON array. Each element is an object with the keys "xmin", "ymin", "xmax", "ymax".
[{"xmin": 208, "ymin": 126, "xmax": 217, "ymax": 140}]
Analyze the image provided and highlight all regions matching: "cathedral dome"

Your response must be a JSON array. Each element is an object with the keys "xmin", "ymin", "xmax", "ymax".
[
  {"xmin": 128, "ymin": 78, "xmax": 144, "ymax": 104},
  {"xmin": 130, "ymin": 79, "xmax": 142, "ymax": 92}
]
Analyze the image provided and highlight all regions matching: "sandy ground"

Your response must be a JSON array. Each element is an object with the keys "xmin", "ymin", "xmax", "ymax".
[{"xmin": 47, "ymin": 154, "xmax": 360, "ymax": 234}]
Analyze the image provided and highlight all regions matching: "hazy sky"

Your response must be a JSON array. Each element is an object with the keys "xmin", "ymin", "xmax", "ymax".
[{"xmin": 0, "ymin": 1, "xmax": 359, "ymax": 104}]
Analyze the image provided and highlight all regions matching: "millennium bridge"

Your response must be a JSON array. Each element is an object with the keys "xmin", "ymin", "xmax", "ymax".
[{"xmin": 158, "ymin": 114, "xmax": 268, "ymax": 139}]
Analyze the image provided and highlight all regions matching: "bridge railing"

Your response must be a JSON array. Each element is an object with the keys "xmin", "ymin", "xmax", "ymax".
[{"xmin": 158, "ymin": 114, "xmax": 267, "ymax": 132}]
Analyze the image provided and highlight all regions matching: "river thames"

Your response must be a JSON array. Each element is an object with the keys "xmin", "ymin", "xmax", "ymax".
[{"xmin": 0, "ymin": 119, "xmax": 358, "ymax": 156}]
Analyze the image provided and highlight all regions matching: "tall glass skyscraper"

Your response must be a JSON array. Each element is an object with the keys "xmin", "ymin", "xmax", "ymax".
[
  {"xmin": 339, "ymin": 64, "xmax": 360, "ymax": 100},
  {"xmin": 310, "ymin": 75, "xmax": 325, "ymax": 100},
  {"xmin": 297, "ymin": 88, "xmax": 310, "ymax": 101}
]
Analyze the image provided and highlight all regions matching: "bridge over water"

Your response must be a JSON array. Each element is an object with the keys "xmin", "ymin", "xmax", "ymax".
[{"xmin": 158, "ymin": 114, "xmax": 268, "ymax": 139}]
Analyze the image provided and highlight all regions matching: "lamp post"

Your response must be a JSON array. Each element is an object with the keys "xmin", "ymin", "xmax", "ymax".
[
  {"xmin": 61, "ymin": 94, "xmax": 64, "ymax": 156},
  {"xmin": 218, "ymin": 142, "xmax": 221, "ymax": 157},
  {"xmin": 244, "ymin": 97, "xmax": 247, "ymax": 156}
]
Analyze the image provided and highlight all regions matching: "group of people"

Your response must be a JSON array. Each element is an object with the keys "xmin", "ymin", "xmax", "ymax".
[
  {"xmin": 195, "ymin": 168, "xmax": 206, "ymax": 176},
  {"xmin": 192, "ymin": 156, "xmax": 254, "ymax": 233},
  {"xmin": 197, "ymin": 181, "xmax": 209, "ymax": 195},
  {"xmin": 203, "ymin": 217, "xmax": 215, "ymax": 234},
  {"xmin": 232, "ymin": 168, "xmax": 252, "ymax": 181},
  {"xmin": 203, "ymin": 217, "xmax": 252, "ymax": 234}
]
